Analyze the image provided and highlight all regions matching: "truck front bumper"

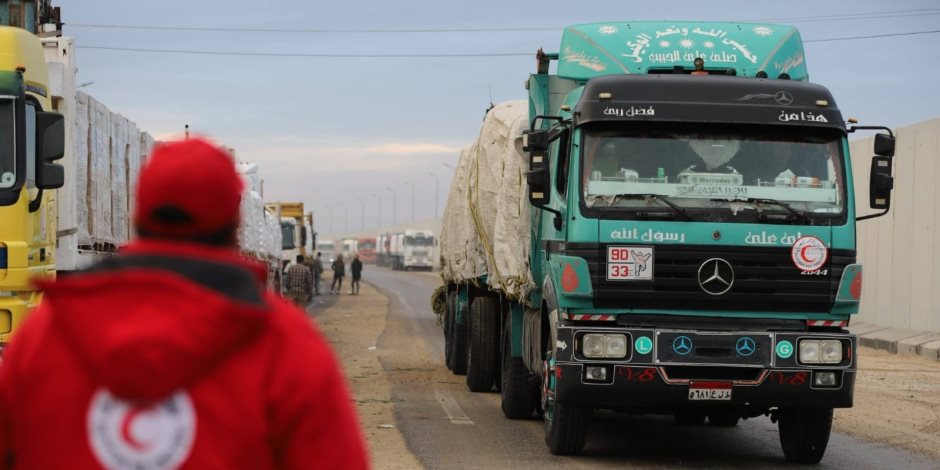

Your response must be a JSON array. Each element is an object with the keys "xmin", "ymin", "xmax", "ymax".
[{"xmin": 552, "ymin": 326, "xmax": 856, "ymax": 411}]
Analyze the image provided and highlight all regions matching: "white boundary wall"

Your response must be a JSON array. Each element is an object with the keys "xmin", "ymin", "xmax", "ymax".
[{"xmin": 850, "ymin": 117, "xmax": 940, "ymax": 332}]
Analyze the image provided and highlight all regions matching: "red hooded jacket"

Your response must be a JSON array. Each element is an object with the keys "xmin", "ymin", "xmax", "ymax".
[{"xmin": 0, "ymin": 240, "xmax": 369, "ymax": 469}]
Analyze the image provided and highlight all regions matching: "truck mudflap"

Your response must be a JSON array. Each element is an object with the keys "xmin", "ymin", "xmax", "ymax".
[{"xmin": 552, "ymin": 326, "xmax": 857, "ymax": 410}]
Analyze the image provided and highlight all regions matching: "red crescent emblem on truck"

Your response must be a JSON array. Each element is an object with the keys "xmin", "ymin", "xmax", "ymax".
[{"xmin": 790, "ymin": 236, "xmax": 828, "ymax": 272}]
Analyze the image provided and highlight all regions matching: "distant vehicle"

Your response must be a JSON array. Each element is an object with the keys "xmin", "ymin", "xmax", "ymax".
[
  {"xmin": 389, "ymin": 229, "xmax": 434, "ymax": 271},
  {"xmin": 341, "ymin": 238, "xmax": 358, "ymax": 259},
  {"xmin": 358, "ymin": 237, "xmax": 377, "ymax": 263},
  {"xmin": 269, "ymin": 202, "xmax": 313, "ymax": 271},
  {"xmin": 376, "ymin": 233, "xmax": 391, "ymax": 267},
  {"xmin": 317, "ymin": 239, "xmax": 337, "ymax": 264}
]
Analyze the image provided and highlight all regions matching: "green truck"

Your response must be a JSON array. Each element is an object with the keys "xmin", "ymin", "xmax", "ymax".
[{"xmin": 436, "ymin": 21, "xmax": 896, "ymax": 463}]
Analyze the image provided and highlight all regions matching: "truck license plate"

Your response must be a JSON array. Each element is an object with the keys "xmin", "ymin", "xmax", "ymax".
[{"xmin": 688, "ymin": 381, "xmax": 732, "ymax": 401}]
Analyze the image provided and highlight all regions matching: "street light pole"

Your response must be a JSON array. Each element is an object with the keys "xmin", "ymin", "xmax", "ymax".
[
  {"xmin": 338, "ymin": 202, "xmax": 348, "ymax": 233},
  {"xmin": 327, "ymin": 205, "xmax": 333, "ymax": 235},
  {"xmin": 405, "ymin": 181, "xmax": 415, "ymax": 224},
  {"xmin": 385, "ymin": 187, "xmax": 397, "ymax": 226},
  {"xmin": 357, "ymin": 198, "xmax": 365, "ymax": 232},
  {"xmin": 427, "ymin": 172, "xmax": 440, "ymax": 218},
  {"xmin": 372, "ymin": 193, "xmax": 382, "ymax": 229}
]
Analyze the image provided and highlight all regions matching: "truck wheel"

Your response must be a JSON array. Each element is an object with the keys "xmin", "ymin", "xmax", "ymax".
[
  {"xmin": 444, "ymin": 291, "xmax": 456, "ymax": 370},
  {"xmin": 778, "ymin": 408, "xmax": 833, "ymax": 464},
  {"xmin": 500, "ymin": 314, "xmax": 537, "ymax": 419},
  {"xmin": 450, "ymin": 299, "xmax": 468, "ymax": 375},
  {"xmin": 542, "ymin": 356, "xmax": 589, "ymax": 455},
  {"xmin": 466, "ymin": 296, "xmax": 499, "ymax": 392}
]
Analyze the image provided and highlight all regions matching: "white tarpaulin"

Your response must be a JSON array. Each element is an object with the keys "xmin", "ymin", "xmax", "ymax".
[{"xmin": 440, "ymin": 101, "xmax": 534, "ymax": 300}]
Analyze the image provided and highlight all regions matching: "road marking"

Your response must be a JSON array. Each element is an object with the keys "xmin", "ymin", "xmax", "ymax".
[{"xmin": 434, "ymin": 386, "xmax": 474, "ymax": 425}]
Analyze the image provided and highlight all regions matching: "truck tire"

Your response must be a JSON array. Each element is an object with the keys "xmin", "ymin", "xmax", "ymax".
[
  {"xmin": 500, "ymin": 314, "xmax": 538, "ymax": 419},
  {"xmin": 466, "ymin": 296, "xmax": 499, "ymax": 392},
  {"xmin": 450, "ymin": 299, "xmax": 468, "ymax": 375},
  {"xmin": 778, "ymin": 408, "xmax": 833, "ymax": 464},
  {"xmin": 444, "ymin": 291, "xmax": 456, "ymax": 371}
]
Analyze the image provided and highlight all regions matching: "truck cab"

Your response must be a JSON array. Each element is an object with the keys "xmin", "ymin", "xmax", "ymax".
[
  {"xmin": 517, "ymin": 21, "xmax": 895, "ymax": 461},
  {"xmin": 0, "ymin": 26, "xmax": 64, "ymax": 357}
]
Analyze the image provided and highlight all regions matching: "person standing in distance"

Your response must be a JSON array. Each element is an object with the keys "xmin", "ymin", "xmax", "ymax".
[
  {"xmin": 311, "ymin": 252, "xmax": 324, "ymax": 296},
  {"xmin": 0, "ymin": 138, "xmax": 368, "ymax": 470},
  {"xmin": 350, "ymin": 254, "xmax": 363, "ymax": 295},
  {"xmin": 330, "ymin": 253, "xmax": 345, "ymax": 295},
  {"xmin": 285, "ymin": 254, "xmax": 313, "ymax": 307}
]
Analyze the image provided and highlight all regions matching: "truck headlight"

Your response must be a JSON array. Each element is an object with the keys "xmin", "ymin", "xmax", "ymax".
[
  {"xmin": 582, "ymin": 334, "xmax": 628, "ymax": 359},
  {"xmin": 583, "ymin": 334, "xmax": 606, "ymax": 358},
  {"xmin": 799, "ymin": 340, "xmax": 843, "ymax": 364}
]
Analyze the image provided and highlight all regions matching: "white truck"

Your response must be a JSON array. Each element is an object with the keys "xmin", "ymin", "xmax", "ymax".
[{"xmin": 389, "ymin": 229, "xmax": 435, "ymax": 271}]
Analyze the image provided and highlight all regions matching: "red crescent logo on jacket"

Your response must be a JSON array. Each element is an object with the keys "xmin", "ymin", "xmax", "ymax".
[{"xmin": 87, "ymin": 389, "xmax": 196, "ymax": 470}]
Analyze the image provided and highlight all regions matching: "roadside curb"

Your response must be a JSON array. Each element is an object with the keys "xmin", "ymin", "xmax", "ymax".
[{"xmin": 849, "ymin": 322, "xmax": 940, "ymax": 361}]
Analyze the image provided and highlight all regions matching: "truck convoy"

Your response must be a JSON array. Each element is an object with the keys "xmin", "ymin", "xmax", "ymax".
[
  {"xmin": 0, "ymin": 6, "xmax": 284, "ymax": 357},
  {"xmin": 434, "ymin": 21, "xmax": 896, "ymax": 463}
]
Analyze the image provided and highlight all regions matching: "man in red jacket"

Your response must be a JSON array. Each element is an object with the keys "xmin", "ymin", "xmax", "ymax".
[{"xmin": 0, "ymin": 138, "xmax": 369, "ymax": 469}]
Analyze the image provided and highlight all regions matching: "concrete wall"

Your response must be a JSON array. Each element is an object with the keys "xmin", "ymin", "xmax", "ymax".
[{"xmin": 850, "ymin": 118, "xmax": 940, "ymax": 332}]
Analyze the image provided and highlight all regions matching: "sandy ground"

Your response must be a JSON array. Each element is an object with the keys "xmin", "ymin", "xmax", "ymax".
[
  {"xmin": 312, "ymin": 279, "xmax": 422, "ymax": 469},
  {"xmin": 834, "ymin": 347, "xmax": 940, "ymax": 459},
  {"xmin": 314, "ymin": 277, "xmax": 940, "ymax": 466}
]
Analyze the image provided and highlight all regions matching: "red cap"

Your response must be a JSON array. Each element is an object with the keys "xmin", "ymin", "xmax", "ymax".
[{"xmin": 134, "ymin": 138, "xmax": 243, "ymax": 239}]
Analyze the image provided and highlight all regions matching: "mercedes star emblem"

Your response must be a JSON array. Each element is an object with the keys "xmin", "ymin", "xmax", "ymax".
[
  {"xmin": 672, "ymin": 336, "xmax": 693, "ymax": 356},
  {"xmin": 774, "ymin": 91, "xmax": 794, "ymax": 105},
  {"xmin": 736, "ymin": 337, "xmax": 756, "ymax": 357},
  {"xmin": 698, "ymin": 258, "xmax": 734, "ymax": 295}
]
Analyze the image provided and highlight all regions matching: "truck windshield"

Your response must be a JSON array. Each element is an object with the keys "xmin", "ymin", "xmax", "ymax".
[
  {"xmin": 359, "ymin": 241, "xmax": 376, "ymax": 250},
  {"xmin": 405, "ymin": 236, "xmax": 433, "ymax": 247},
  {"xmin": 318, "ymin": 243, "xmax": 335, "ymax": 252},
  {"xmin": 581, "ymin": 123, "xmax": 846, "ymax": 220},
  {"xmin": 281, "ymin": 222, "xmax": 296, "ymax": 249},
  {"xmin": 0, "ymin": 99, "xmax": 15, "ymax": 189}
]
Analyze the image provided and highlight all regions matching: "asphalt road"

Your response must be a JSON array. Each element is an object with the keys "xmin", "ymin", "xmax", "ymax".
[{"xmin": 364, "ymin": 267, "xmax": 938, "ymax": 469}]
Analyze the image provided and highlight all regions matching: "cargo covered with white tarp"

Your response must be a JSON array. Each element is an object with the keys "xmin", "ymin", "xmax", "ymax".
[{"xmin": 440, "ymin": 100, "xmax": 534, "ymax": 301}]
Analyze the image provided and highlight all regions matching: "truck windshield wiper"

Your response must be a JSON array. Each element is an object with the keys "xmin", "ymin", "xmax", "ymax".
[
  {"xmin": 712, "ymin": 197, "xmax": 812, "ymax": 224},
  {"xmin": 608, "ymin": 194, "xmax": 692, "ymax": 220}
]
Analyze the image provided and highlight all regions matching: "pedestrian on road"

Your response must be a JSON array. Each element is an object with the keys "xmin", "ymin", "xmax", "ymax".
[
  {"xmin": 286, "ymin": 254, "xmax": 313, "ymax": 306},
  {"xmin": 331, "ymin": 254, "xmax": 345, "ymax": 294},
  {"xmin": 0, "ymin": 138, "xmax": 368, "ymax": 470},
  {"xmin": 312, "ymin": 252, "xmax": 324, "ymax": 296},
  {"xmin": 350, "ymin": 253, "xmax": 363, "ymax": 295}
]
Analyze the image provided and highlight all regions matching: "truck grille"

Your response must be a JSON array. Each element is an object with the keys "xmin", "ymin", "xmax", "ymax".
[{"xmin": 565, "ymin": 243, "xmax": 854, "ymax": 313}]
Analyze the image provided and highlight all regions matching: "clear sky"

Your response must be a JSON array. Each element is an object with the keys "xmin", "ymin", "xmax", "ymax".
[{"xmin": 66, "ymin": 0, "xmax": 940, "ymax": 235}]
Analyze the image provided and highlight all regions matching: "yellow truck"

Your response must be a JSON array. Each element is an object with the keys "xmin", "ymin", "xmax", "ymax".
[
  {"xmin": 267, "ymin": 202, "xmax": 315, "ymax": 271},
  {"xmin": 0, "ymin": 25, "xmax": 65, "ymax": 356}
]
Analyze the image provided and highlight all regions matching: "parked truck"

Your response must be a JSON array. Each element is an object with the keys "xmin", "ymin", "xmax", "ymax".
[
  {"xmin": 389, "ymin": 229, "xmax": 434, "ymax": 271},
  {"xmin": 434, "ymin": 21, "xmax": 896, "ymax": 463},
  {"xmin": 267, "ymin": 202, "xmax": 313, "ymax": 271},
  {"xmin": 357, "ymin": 236, "xmax": 376, "ymax": 263}
]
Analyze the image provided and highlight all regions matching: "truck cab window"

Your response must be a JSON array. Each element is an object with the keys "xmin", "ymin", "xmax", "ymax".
[
  {"xmin": 553, "ymin": 130, "xmax": 570, "ymax": 196},
  {"xmin": 25, "ymin": 102, "xmax": 36, "ymax": 188},
  {"xmin": 0, "ymin": 99, "xmax": 14, "ymax": 188}
]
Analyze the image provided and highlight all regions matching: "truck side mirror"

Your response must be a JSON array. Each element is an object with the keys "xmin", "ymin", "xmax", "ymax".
[
  {"xmin": 874, "ymin": 133, "xmax": 895, "ymax": 157},
  {"xmin": 524, "ymin": 130, "xmax": 550, "ymax": 206},
  {"xmin": 869, "ymin": 156, "xmax": 893, "ymax": 210},
  {"xmin": 301, "ymin": 226, "xmax": 308, "ymax": 247},
  {"xmin": 35, "ymin": 111, "xmax": 65, "ymax": 189}
]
